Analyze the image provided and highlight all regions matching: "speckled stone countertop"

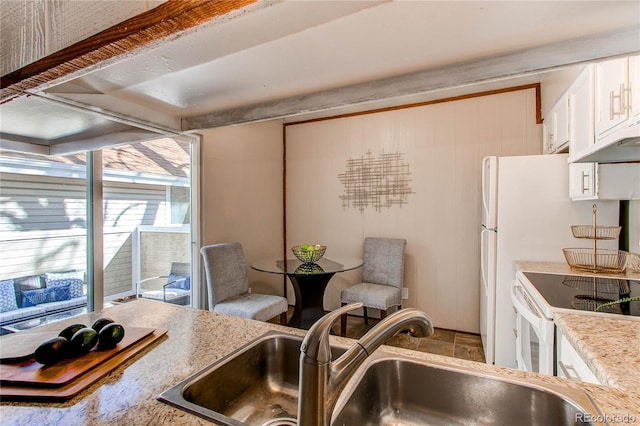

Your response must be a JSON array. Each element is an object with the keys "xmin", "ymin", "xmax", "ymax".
[
  {"xmin": 515, "ymin": 261, "xmax": 640, "ymax": 423},
  {"xmin": 554, "ymin": 313, "xmax": 640, "ymax": 393},
  {"xmin": 1, "ymin": 299, "xmax": 639, "ymax": 425}
]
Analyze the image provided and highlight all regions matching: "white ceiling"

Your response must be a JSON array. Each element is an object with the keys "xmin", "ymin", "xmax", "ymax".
[{"xmin": 1, "ymin": 0, "xmax": 640, "ymax": 155}]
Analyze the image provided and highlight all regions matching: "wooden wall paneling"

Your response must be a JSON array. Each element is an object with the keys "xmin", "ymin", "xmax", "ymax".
[{"xmin": 285, "ymin": 87, "xmax": 541, "ymax": 333}]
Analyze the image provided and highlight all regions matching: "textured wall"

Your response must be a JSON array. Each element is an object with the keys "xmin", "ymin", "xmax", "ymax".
[{"xmin": 285, "ymin": 88, "xmax": 541, "ymax": 333}]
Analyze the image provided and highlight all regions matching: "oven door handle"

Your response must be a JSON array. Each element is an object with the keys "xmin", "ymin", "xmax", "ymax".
[{"xmin": 510, "ymin": 280, "xmax": 545, "ymax": 330}]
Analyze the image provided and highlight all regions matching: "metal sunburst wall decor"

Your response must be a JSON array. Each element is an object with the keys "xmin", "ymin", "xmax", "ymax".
[{"xmin": 338, "ymin": 150, "xmax": 414, "ymax": 212}]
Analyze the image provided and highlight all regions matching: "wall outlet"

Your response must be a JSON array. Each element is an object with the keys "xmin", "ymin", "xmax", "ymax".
[{"xmin": 402, "ymin": 287, "xmax": 408, "ymax": 300}]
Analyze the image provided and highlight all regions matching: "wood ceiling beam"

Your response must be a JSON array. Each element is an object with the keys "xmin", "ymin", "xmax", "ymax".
[
  {"xmin": 183, "ymin": 26, "xmax": 640, "ymax": 131},
  {"xmin": 0, "ymin": 0, "xmax": 262, "ymax": 103}
]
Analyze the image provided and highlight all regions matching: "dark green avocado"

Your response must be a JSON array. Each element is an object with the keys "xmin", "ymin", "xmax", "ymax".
[
  {"xmin": 91, "ymin": 317, "xmax": 115, "ymax": 333},
  {"xmin": 34, "ymin": 336, "xmax": 70, "ymax": 365},
  {"xmin": 58, "ymin": 323, "xmax": 87, "ymax": 341},
  {"xmin": 97, "ymin": 323, "xmax": 125, "ymax": 349},
  {"xmin": 69, "ymin": 327, "xmax": 99, "ymax": 357}
]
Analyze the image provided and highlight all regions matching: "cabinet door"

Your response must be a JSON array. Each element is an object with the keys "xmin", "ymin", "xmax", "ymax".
[
  {"xmin": 630, "ymin": 55, "xmax": 639, "ymax": 120},
  {"xmin": 542, "ymin": 117, "xmax": 554, "ymax": 154},
  {"xmin": 569, "ymin": 163, "xmax": 596, "ymax": 199},
  {"xmin": 553, "ymin": 95, "xmax": 569, "ymax": 150},
  {"xmin": 542, "ymin": 95, "xmax": 569, "ymax": 154},
  {"xmin": 568, "ymin": 67, "xmax": 594, "ymax": 155},
  {"xmin": 595, "ymin": 57, "xmax": 629, "ymax": 137},
  {"xmin": 556, "ymin": 329, "xmax": 600, "ymax": 385}
]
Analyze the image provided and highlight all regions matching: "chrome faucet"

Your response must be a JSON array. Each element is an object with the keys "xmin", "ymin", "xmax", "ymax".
[{"xmin": 297, "ymin": 302, "xmax": 434, "ymax": 426}]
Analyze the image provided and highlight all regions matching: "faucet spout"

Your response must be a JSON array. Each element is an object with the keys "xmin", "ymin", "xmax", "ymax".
[{"xmin": 297, "ymin": 303, "xmax": 434, "ymax": 426}]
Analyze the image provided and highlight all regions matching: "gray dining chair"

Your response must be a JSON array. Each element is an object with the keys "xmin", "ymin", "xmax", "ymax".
[
  {"xmin": 200, "ymin": 242, "xmax": 288, "ymax": 324},
  {"xmin": 340, "ymin": 237, "xmax": 407, "ymax": 336}
]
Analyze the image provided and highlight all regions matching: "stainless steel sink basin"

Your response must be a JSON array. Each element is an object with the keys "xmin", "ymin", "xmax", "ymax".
[
  {"xmin": 331, "ymin": 352, "xmax": 606, "ymax": 426},
  {"xmin": 158, "ymin": 331, "xmax": 347, "ymax": 426},
  {"xmin": 160, "ymin": 331, "xmax": 605, "ymax": 426}
]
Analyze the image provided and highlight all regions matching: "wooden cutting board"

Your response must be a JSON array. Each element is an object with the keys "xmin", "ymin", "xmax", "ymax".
[
  {"xmin": 0, "ymin": 331, "xmax": 59, "ymax": 363},
  {"xmin": 0, "ymin": 326, "xmax": 156, "ymax": 387},
  {"xmin": 0, "ymin": 327, "xmax": 167, "ymax": 401}
]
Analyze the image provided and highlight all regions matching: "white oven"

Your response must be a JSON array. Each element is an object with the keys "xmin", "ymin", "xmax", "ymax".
[
  {"xmin": 510, "ymin": 278, "xmax": 555, "ymax": 375},
  {"xmin": 511, "ymin": 269, "xmax": 639, "ymax": 377}
]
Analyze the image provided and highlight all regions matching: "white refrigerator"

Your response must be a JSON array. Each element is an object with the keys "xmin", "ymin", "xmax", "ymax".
[{"xmin": 480, "ymin": 154, "xmax": 619, "ymax": 368}]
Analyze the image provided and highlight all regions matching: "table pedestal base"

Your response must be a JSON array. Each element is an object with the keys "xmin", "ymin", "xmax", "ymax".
[{"xmin": 288, "ymin": 273, "xmax": 336, "ymax": 329}]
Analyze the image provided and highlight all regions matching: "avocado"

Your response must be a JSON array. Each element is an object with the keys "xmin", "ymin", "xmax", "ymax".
[
  {"xmin": 91, "ymin": 317, "xmax": 115, "ymax": 333},
  {"xmin": 97, "ymin": 323, "xmax": 125, "ymax": 349},
  {"xmin": 68, "ymin": 327, "xmax": 99, "ymax": 357},
  {"xmin": 59, "ymin": 323, "xmax": 87, "ymax": 341},
  {"xmin": 34, "ymin": 336, "xmax": 70, "ymax": 365}
]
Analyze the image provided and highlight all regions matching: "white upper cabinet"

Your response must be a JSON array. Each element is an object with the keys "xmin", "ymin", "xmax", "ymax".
[
  {"xmin": 568, "ymin": 67, "xmax": 595, "ymax": 155},
  {"xmin": 542, "ymin": 94, "xmax": 569, "ymax": 154},
  {"xmin": 565, "ymin": 64, "xmax": 640, "ymax": 200},
  {"xmin": 567, "ymin": 67, "xmax": 596, "ymax": 199},
  {"xmin": 569, "ymin": 55, "xmax": 640, "ymax": 163},
  {"xmin": 595, "ymin": 55, "xmax": 639, "ymax": 138}
]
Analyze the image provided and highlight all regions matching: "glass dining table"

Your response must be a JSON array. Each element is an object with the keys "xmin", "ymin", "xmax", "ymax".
[{"xmin": 251, "ymin": 255, "xmax": 363, "ymax": 329}]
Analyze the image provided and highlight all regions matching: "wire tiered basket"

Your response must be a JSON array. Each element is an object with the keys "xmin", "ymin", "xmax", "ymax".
[{"xmin": 562, "ymin": 204, "xmax": 628, "ymax": 273}]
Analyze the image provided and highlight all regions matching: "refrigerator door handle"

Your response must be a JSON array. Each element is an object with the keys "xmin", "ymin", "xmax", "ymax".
[
  {"xmin": 480, "ymin": 229, "xmax": 491, "ymax": 291},
  {"xmin": 481, "ymin": 156, "xmax": 490, "ymax": 221}
]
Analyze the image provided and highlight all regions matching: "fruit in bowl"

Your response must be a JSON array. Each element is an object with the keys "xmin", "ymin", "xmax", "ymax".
[{"xmin": 292, "ymin": 244, "xmax": 326, "ymax": 264}]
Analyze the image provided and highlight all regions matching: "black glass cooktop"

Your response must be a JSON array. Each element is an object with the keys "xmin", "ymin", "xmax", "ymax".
[{"xmin": 523, "ymin": 272, "xmax": 640, "ymax": 317}]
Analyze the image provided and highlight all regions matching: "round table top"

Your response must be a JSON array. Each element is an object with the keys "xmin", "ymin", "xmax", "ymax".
[{"xmin": 251, "ymin": 255, "xmax": 363, "ymax": 276}]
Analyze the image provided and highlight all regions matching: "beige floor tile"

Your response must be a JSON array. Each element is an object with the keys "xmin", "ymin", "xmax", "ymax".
[
  {"xmin": 455, "ymin": 332, "xmax": 483, "ymax": 348},
  {"xmin": 417, "ymin": 338, "xmax": 455, "ymax": 357},
  {"xmin": 454, "ymin": 344, "xmax": 486, "ymax": 362},
  {"xmin": 284, "ymin": 309, "xmax": 486, "ymax": 364},
  {"xmin": 430, "ymin": 328, "xmax": 456, "ymax": 343}
]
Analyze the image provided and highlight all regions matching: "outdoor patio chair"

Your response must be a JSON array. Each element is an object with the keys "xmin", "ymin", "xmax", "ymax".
[{"xmin": 137, "ymin": 262, "xmax": 191, "ymax": 306}]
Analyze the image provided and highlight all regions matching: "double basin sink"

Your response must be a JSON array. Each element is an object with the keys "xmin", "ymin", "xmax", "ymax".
[{"xmin": 158, "ymin": 331, "xmax": 606, "ymax": 425}]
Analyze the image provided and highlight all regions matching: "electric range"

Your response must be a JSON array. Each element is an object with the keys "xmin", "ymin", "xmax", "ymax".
[{"xmin": 517, "ymin": 271, "xmax": 640, "ymax": 320}]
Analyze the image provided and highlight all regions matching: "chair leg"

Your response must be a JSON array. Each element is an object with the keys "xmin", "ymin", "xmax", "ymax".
[
  {"xmin": 363, "ymin": 307, "xmax": 368, "ymax": 325},
  {"xmin": 279, "ymin": 311, "xmax": 288, "ymax": 326},
  {"xmin": 340, "ymin": 302, "xmax": 347, "ymax": 337}
]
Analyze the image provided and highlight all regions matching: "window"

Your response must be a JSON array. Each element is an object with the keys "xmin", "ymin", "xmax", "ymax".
[{"xmin": 0, "ymin": 136, "xmax": 197, "ymax": 323}]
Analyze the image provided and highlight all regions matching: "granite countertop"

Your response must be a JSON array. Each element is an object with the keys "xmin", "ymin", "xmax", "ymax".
[
  {"xmin": 515, "ymin": 261, "xmax": 640, "ymax": 417},
  {"xmin": 554, "ymin": 312, "xmax": 640, "ymax": 392},
  {"xmin": 1, "ymin": 299, "xmax": 640, "ymax": 425}
]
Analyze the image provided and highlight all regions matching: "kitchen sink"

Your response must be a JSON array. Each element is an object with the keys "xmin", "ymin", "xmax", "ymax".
[
  {"xmin": 158, "ymin": 331, "xmax": 347, "ymax": 426},
  {"xmin": 160, "ymin": 331, "xmax": 605, "ymax": 426},
  {"xmin": 331, "ymin": 353, "xmax": 606, "ymax": 426}
]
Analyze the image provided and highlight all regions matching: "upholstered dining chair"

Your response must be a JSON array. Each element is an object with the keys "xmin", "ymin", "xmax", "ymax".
[
  {"xmin": 340, "ymin": 237, "xmax": 407, "ymax": 336},
  {"xmin": 200, "ymin": 242, "xmax": 288, "ymax": 325}
]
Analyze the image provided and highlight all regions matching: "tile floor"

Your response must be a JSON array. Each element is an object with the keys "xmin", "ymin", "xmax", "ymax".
[
  {"xmin": 332, "ymin": 314, "xmax": 486, "ymax": 363},
  {"xmin": 272, "ymin": 309, "xmax": 486, "ymax": 363}
]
